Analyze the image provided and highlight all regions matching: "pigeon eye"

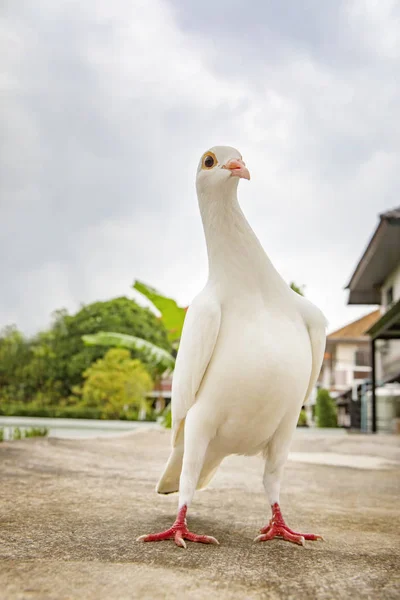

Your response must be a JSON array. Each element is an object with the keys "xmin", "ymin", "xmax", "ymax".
[{"xmin": 204, "ymin": 155, "xmax": 215, "ymax": 169}]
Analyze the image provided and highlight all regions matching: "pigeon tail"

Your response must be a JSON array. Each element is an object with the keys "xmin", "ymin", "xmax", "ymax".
[
  {"xmin": 157, "ymin": 445, "xmax": 221, "ymax": 495},
  {"xmin": 156, "ymin": 445, "xmax": 184, "ymax": 494}
]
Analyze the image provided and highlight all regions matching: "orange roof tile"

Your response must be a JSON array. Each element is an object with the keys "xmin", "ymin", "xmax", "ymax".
[{"xmin": 328, "ymin": 310, "xmax": 381, "ymax": 339}]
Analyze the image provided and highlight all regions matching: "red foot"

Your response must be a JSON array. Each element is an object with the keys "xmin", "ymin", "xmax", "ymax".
[
  {"xmin": 254, "ymin": 503, "xmax": 323, "ymax": 546},
  {"xmin": 137, "ymin": 505, "xmax": 219, "ymax": 549}
]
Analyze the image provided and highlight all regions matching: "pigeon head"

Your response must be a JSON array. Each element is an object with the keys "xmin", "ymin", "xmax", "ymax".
[{"xmin": 196, "ymin": 146, "xmax": 250, "ymax": 196}]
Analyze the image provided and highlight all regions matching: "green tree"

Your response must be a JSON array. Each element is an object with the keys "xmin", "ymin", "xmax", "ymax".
[
  {"xmin": 0, "ymin": 296, "xmax": 171, "ymax": 408},
  {"xmin": 50, "ymin": 296, "xmax": 171, "ymax": 398},
  {"xmin": 290, "ymin": 282, "xmax": 305, "ymax": 296},
  {"xmin": 315, "ymin": 388, "xmax": 337, "ymax": 428},
  {"xmin": 77, "ymin": 349, "xmax": 153, "ymax": 419},
  {"xmin": 0, "ymin": 326, "xmax": 32, "ymax": 404}
]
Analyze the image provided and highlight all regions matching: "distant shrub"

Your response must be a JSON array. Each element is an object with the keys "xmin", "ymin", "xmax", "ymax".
[
  {"xmin": 24, "ymin": 427, "xmax": 49, "ymax": 438},
  {"xmin": 315, "ymin": 388, "xmax": 338, "ymax": 428},
  {"xmin": 13, "ymin": 427, "xmax": 22, "ymax": 440},
  {"xmin": 77, "ymin": 349, "xmax": 153, "ymax": 420},
  {"xmin": 158, "ymin": 404, "xmax": 172, "ymax": 429},
  {"xmin": 297, "ymin": 409, "xmax": 308, "ymax": 427}
]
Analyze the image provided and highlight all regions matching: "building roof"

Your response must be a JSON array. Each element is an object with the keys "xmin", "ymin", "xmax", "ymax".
[
  {"xmin": 345, "ymin": 206, "xmax": 400, "ymax": 305},
  {"xmin": 327, "ymin": 309, "xmax": 380, "ymax": 341},
  {"xmin": 383, "ymin": 207, "xmax": 400, "ymax": 219},
  {"xmin": 367, "ymin": 299, "xmax": 400, "ymax": 340}
]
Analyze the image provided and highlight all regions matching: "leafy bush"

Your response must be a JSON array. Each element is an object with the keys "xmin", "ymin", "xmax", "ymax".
[
  {"xmin": 315, "ymin": 388, "xmax": 338, "ymax": 428},
  {"xmin": 75, "ymin": 348, "xmax": 153, "ymax": 419},
  {"xmin": 297, "ymin": 409, "xmax": 308, "ymax": 427},
  {"xmin": 13, "ymin": 427, "xmax": 22, "ymax": 440},
  {"xmin": 158, "ymin": 404, "xmax": 172, "ymax": 429},
  {"xmin": 24, "ymin": 427, "xmax": 49, "ymax": 438}
]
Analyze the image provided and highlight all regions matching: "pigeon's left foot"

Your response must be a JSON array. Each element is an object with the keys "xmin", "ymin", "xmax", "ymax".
[
  {"xmin": 254, "ymin": 503, "xmax": 323, "ymax": 547},
  {"xmin": 137, "ymin": 505, "xmax": 219, "ymax": 549}
]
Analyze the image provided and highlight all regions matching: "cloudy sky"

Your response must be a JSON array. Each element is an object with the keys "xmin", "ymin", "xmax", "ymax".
[{"xmin": 1, "ymin": 0, "xmax": 399, "ymax": 336}]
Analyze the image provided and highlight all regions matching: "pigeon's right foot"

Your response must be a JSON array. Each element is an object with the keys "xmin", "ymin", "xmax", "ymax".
[{"xmin": 137, "ymin": 505, "xmax": 219, "ymax": 549}]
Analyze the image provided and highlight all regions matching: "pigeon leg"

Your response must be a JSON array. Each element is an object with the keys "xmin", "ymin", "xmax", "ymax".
[
  {"xmin": 255, "ymin": 459, "xmax": 322, "ymax": 546},
  {"xmin": 137, "ymin": 412, "xmax": 219, "ymax": 548}
]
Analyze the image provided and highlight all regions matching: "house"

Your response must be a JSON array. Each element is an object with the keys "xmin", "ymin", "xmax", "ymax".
[
  {"xmin": 318, "ymin": 310, "xmax": 380, "ymax": 426},
  {"xmin": 319, "ymin": 310, "xmax": 380, "ymax": 395},
  {"xmin": 345, "ymin": 206, "xmax": 400, "ymax": 432}
]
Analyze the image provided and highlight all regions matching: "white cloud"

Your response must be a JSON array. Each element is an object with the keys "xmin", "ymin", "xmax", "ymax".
[{"xmin": 1, "ymin": 0, "xmax": 399, "ymax": 336}]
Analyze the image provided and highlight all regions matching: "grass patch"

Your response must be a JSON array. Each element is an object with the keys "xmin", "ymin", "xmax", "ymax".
[
  {"xmin": 0, "ymin": 403, "xmax": 155, "ymax": 421},
  {"xmin": 0, "ymin": 426, "xmax": 49, "ymax": 442}
]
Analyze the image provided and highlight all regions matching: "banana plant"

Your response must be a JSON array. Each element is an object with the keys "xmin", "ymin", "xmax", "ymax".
[
  {"xmin": 82, "ymin": 332, "xmax": 175, "ymax": 375},
  {"xmin": 133, "ymin": 280, "xmax": 187, "ymax": 349}
]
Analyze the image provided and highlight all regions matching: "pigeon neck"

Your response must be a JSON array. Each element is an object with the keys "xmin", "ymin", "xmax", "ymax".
[{"xmin": 198, "ymin": 187, "xmax": 281, "ymax": 290}]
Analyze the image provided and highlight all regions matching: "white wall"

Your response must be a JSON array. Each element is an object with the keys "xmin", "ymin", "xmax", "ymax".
[
  {"xmin": 336, "ymin": 343, "xmax": 357, "ymax": 365},
  {"xmin": 320, "ymin": 362, "xmax": 331, "ymax": 388},
  {"xmin": 379, "ymin": 262, "xmax": 400, "ymax": 381},
  {"xmin": 329, "ymin": 342, "xmax": 371, "ymax": 390},
  {"xmin": 335, "ymin": 343, "xmax": 357, "ymax": 388},
  {"xmin": 381, "ymin": 262, "xmax": 400, "ymax": 308}
]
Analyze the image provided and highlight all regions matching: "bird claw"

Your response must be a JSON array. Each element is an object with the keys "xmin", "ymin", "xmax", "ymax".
[
  {"xmin": 256, "ymin": 503, "xmax": 323, "ymax": 546},
  {"xmin": 138, "ymin": 528, "xmax": 219, "ymax": 548},
  {"xmin": 205, "ymin": 536, "xmax": 219, "ymax": 545},
  {"xmin": 254, "ymin": 528, "xmax": 305, "ymax": 546},
  {"xmin": 175, "ymin": 534, "xmax": 187, "ymax": 549},
  {"xmin": 137, "ymin": 505, "xmax": 219, "ymax": 548}
]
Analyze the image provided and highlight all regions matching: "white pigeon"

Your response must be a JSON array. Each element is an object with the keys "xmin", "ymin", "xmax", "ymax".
[{"xmin": 138, "ymin": 146, "xmax": 327, "ymax": 548}]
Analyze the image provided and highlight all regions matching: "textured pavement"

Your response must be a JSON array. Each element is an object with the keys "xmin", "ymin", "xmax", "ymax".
[{"xmin": 1, "ymin": 429, "xmax": 399, "ymax": 599}]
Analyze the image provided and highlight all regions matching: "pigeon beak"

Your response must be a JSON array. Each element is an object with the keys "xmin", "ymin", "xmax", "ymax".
[{"xmin": 222, "ymin": 159, "xmax": 250, "ymax": 180}]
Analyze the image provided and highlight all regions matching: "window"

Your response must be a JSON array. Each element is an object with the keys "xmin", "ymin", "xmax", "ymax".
[
  {"xmin": 386, "ymin": 286, "xmax": 394, "ymax": 307},
  {"xmin": 354, "ymin": 349, "xmax": 370, "ymax": 367}
]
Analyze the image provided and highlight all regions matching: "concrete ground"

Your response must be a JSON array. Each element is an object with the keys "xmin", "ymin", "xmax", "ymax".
[{"xmin": 0, "ymin": 429, "xmax": 399, "ymax": 600}]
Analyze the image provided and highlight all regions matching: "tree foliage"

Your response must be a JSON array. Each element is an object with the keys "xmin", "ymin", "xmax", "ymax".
[
  {"xmin": 0, "ymin": 296, "xmax": 171, "ymax": 411},
  {"xmin": 49, "ymin": 296, "xmax": 170, "ymax": 397},
  {"xmin": 315, "ymin": 388, "xmax": 338, "ymax": 428},
  {"xmin": 74, "ymin": 349, "xmax": 153, "ymax": 419}
]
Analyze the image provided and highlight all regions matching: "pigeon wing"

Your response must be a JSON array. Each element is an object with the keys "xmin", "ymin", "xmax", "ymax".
[
  {"xmin": 171, "ymin": 287, "xmax": 221, "ymax": 447},
  {"xmin": 295, "ymin": 294, "xmax": 327, "ymax": 403}
]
